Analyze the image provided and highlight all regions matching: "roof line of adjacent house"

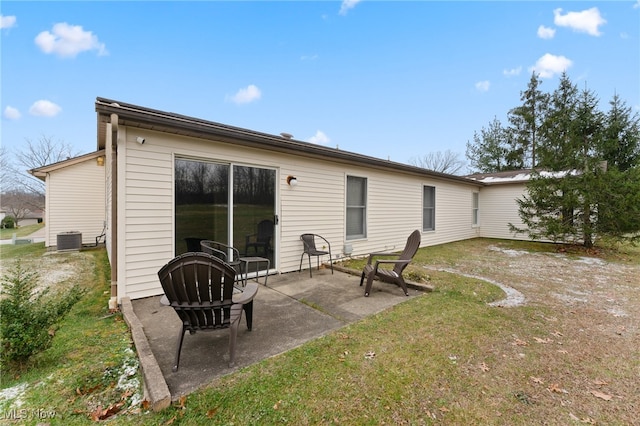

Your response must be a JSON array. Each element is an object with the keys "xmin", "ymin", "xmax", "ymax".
[
  {"xmin": 95, "ymin": 97, "xmax": 483, "ymax": 187},
  {"xmin": 29, "ymin": 149, "xmax": 106, "ymax": 180},
  {"xmin": 465, "ymin": 169, "xmax": 533, "ymax": 185}
]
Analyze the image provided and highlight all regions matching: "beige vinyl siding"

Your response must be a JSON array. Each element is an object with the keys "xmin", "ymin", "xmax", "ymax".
[
  {"xmin": 116, "ymin": 128, "xmax": 483, "ymax": 300},
  {"xmin": 45, "ymin": 158, "xmax": 106, "ymax": 247},
  {"xmin": 478, "ymin": 183, "xmax": 527, "ymax": 239},
  {"xmin": 433, "ymin": 180, "xmax": 482, "ymax": 242}
]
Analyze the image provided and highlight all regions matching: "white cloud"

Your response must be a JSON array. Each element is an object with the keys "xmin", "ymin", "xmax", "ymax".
[
  {"xmin": 307, "ymin": 130, "xmax": 330, "ymax": 145},
  {"xmin": 503, "ymin": 66, "xmax": 522, "ymax": 77},
  {"xmin": 228, "ymin": 84, "xmax": 262, "ymax": 104},
  {"xmin": 634, "ymin": 0, "xmax": 640, "ymax": 9},
  {"xmin": 553, "ymin": 7, "xmax": 606, "ymax": 36},
  {"xmin": 529, "ymin": 53, "xmax": 572, "ymax": 79},
  {"xmin": 339, "ymin": 0, "xmax": 362, "ymax": 16},
  {"xmin": 35, "ymin": 22, "xmax": 107, "ymax": 58},
  {"xmin": 3, "ymin": 106, "xmax": 21, "ymax": 120},
  {"xmin": 537, "ymin": 25, "xmax": 556, "ymax": 39},
  {"xmin": 475, "ymin": 80, "xmax": 490, "ymax": 92},
  {"xmin": 29, "ymin": 100, "xmax": 62, "ymax": 117},
  {"xmin": 1, "ymin": 15, "xmax": 17, "ymax": 29}
]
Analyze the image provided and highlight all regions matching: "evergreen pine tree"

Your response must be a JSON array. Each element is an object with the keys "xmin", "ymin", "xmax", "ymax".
[
  {"xmin": 507, "ymin": 72, "xmax": 549, "ymax": 168},
  {"xmin": 465, "ymin": 116, "xmax": 509, "ymax": 173}
]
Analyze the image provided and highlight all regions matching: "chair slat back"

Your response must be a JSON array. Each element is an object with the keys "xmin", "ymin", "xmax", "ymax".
[
  {"xmin": 158, "ymin": 252, "xmax": 236, "ymax": 329},
  {"xmin": 393, "ymin": 230, "xmax": 421, "ymax": 275}
]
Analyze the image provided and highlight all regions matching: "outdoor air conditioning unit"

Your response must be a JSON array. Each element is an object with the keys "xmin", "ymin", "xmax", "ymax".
[{"xmin": 57, "ymin": 231, "xmax": 82, "ymax": 251}]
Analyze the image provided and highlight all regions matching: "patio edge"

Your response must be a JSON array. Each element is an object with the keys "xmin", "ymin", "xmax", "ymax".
[{"xmin": 120, "ymin": 296, "xmax": 171, "ymax": 411}]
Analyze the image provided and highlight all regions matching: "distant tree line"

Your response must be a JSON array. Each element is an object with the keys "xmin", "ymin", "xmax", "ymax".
[
  {"xmin": 175, "ymin": 160, "xmax": 275, "ymax": 206},
  {"xmin": 466, "ymin": 72, "xmax": 640, "ymax": 247}
]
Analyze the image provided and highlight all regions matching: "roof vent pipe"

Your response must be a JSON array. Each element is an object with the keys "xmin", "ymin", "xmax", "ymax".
[{"xmin": 280, "ymin": 132, "xmax": 293, "ymax": 139}]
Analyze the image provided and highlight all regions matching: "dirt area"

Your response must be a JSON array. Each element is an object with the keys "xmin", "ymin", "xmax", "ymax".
[
  {"xmin": 429, "ymin": 243, "xmax": 639, "ymax": 323},
  {"xmin": 0, "ymin": 251, "xmax": 93, "ymax": 295}
]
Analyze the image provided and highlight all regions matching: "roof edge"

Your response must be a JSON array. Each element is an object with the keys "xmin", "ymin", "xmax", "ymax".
[
  {"xmin": 29, "ymin": 150, "xmax": 106, "ymax": 179},
  {"xmin": 95, "ymin": 97, "xmax": 483, "ymax": 187}
]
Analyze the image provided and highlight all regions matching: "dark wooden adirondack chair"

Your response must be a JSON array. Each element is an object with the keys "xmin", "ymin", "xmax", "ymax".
[
  {"xmin": 158, "ymin": 252, "xmax": 258, "ymax": 371},
  {"xmin": 299, "ymin": 234, "xmax": 334, "ymax": 277},
  {"xmin": 360, "ymin": 230, "xmax": 421, "ymax": 297}
]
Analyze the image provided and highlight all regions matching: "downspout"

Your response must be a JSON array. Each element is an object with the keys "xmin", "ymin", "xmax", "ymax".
[{"xmin": 108, "ymin": 113, "xmax": 119, "ymax": 310}]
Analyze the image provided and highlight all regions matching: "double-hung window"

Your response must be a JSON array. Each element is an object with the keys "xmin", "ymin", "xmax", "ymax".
[
  {"xmin": 472, "ymin": 192, "xmax": 479, "ymax": 226},
  {"xmin": 346, "ymin": 176, "xmax": 367, "ymax": 239},
  {"xmin": 423, "ymin": 185, "xmax": 435, "ymax": 231}
]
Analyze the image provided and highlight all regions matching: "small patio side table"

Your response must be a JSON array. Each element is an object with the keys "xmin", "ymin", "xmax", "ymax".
[{"xmin": 239, "ymin": 256, "xmax": 271, "ymax": 286}]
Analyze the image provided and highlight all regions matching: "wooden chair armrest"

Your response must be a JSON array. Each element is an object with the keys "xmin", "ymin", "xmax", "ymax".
[
  {"xmin": 233, "ymin": 282, "xmax": 259, "ymax": 305},
  {"xmin": 367, "ymin": 252, "xmax": 401, "ymax": 264}
]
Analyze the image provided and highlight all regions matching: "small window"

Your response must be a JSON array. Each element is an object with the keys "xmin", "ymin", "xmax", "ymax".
[
  {"xmin": 472, "ymin": 192, "xmax": 479, "ymax": 226},
  {"xmin": 423, "ymin": 186, "xmax": 435, "ymax": 231},
  {"xmin": 346, "ymin": 176, "xmax": 367, "ymax": 239}
]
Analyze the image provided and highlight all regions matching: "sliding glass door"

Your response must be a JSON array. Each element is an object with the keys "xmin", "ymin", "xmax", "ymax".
[
  {"xmin": 233, "ymin": 165, "xmax": 276, "ymax": 264},
  {"xmin": 175, "ymin": 158, "xmax": 276, "ymax": 269}
]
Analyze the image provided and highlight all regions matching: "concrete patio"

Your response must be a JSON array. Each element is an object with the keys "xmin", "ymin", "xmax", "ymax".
[{"xmin": 121, "ymin": 266, "xmax": 431, "ymax": 410}]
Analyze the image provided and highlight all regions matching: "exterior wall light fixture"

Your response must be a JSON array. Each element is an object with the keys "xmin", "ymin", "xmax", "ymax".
[
  {"xmin": 97, "ymin": 156, "xmax": 105, "ymax": 166},
  {"xmin": 286, "ymin": 175, "xmax": 298, "ymax": 187}
]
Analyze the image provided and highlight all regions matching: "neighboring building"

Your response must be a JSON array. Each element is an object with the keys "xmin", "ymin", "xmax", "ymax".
[
  {"xmin": 35, "ymin": 97, "xmax": 534, "ymax": 307},
  {"xmin": 466, "ymin": 170, "xmax": 531, "ymax": 240},
  {"xmin": 30, "ymin": 150, "xmax": 106, "ymax": 247},
  {"xmin": 18, "ymin": 209, "xmax": 44, "ymax": 226}
]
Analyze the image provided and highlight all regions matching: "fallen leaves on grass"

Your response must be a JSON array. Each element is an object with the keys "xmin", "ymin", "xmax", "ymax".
[
  {"xmin": 590, "ymin": 390, "xmax": 612, "ymax": 401},
  {"xmin": 478, "ymin": 362, "xmax": 490, "ymax": 372},
  {"xmin": 548, "ymin": 383, "xmax": 568, "ymax": 394},
  {"xmin": 533, "ymin": 337, "xmax": 552, "ymax": 344},
  {"xmin": 530, "ymin": 376, "xmax": 544, "ymax": 384},
  {"xmin": 512, "ymin": 338, "xmax": 528, "ymax": 346},
  {"xmin": 90, "ymin": 401, "xmax": 124, "ymax": 421},
  {"xmin": 364, "ymin": 351, "xmax": 376, "ymax": 360}
]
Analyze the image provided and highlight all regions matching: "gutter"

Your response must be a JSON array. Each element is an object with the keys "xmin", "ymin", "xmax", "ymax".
[{"xmin": 108, "ymin": 113, "xmax": 119, "ymax": 311}]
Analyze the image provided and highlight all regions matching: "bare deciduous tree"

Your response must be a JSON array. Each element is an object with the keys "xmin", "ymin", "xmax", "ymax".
[
  {"xmin": 409, "ymin": 150, "xmax": 466, "ymax": 175},
  {"xmin": 0, "ymin": 147, "xmax": 16, "ymax": 191},
  {"xmin": 14, "ymin": 135, "xmax": 80, "ymax": 196},
  {"xmin": 1, "ymin": 190, "xmax": 44, "ymax": 226}
]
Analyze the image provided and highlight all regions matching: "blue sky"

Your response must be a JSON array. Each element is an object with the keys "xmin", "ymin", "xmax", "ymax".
[{"xmin": 2, "ymin": 1, "xmax": 639, "ymax": 171}]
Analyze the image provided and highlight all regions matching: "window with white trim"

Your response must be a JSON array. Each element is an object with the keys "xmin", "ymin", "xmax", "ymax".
[
  {"xmin": 346, "ymin": 176, "xmax": 367, "ymax": 239},
  {"xmin": 472, "ymin": 192, "xmax": 479, "ymax": 226},
  {"xmin": 423, "ymin": 185, "xmax": 435, "ymax": 231}
]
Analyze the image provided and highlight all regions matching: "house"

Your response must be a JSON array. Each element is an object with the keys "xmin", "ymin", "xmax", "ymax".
[
  {"xmin": 465, "ymin": 170, "xmax": 531, "ymax": 240},
  {"xmin": 19, "ymin": 209, "xmax": 45, "ymax": 226},
  {"xmin": 35, "ymin": 97, "xmax": 532, "ymax": 308},
  {"xmin": 30, "ymin": 150, "xmax": 106, "ymax": 247}
]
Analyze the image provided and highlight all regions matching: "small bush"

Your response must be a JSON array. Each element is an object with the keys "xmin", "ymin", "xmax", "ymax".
[
  {"xmin": 0, "ymin": 261, "xmax": 83, "ymax": 366},
  {"xmin": 1, "ymin": 216, "xmax": 16, "ymax": 229}
]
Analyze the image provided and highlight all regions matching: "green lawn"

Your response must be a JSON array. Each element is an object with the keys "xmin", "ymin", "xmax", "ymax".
[{"xmin": 0, "ymin": 223, "xmax": 44, "ymax": 240}]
